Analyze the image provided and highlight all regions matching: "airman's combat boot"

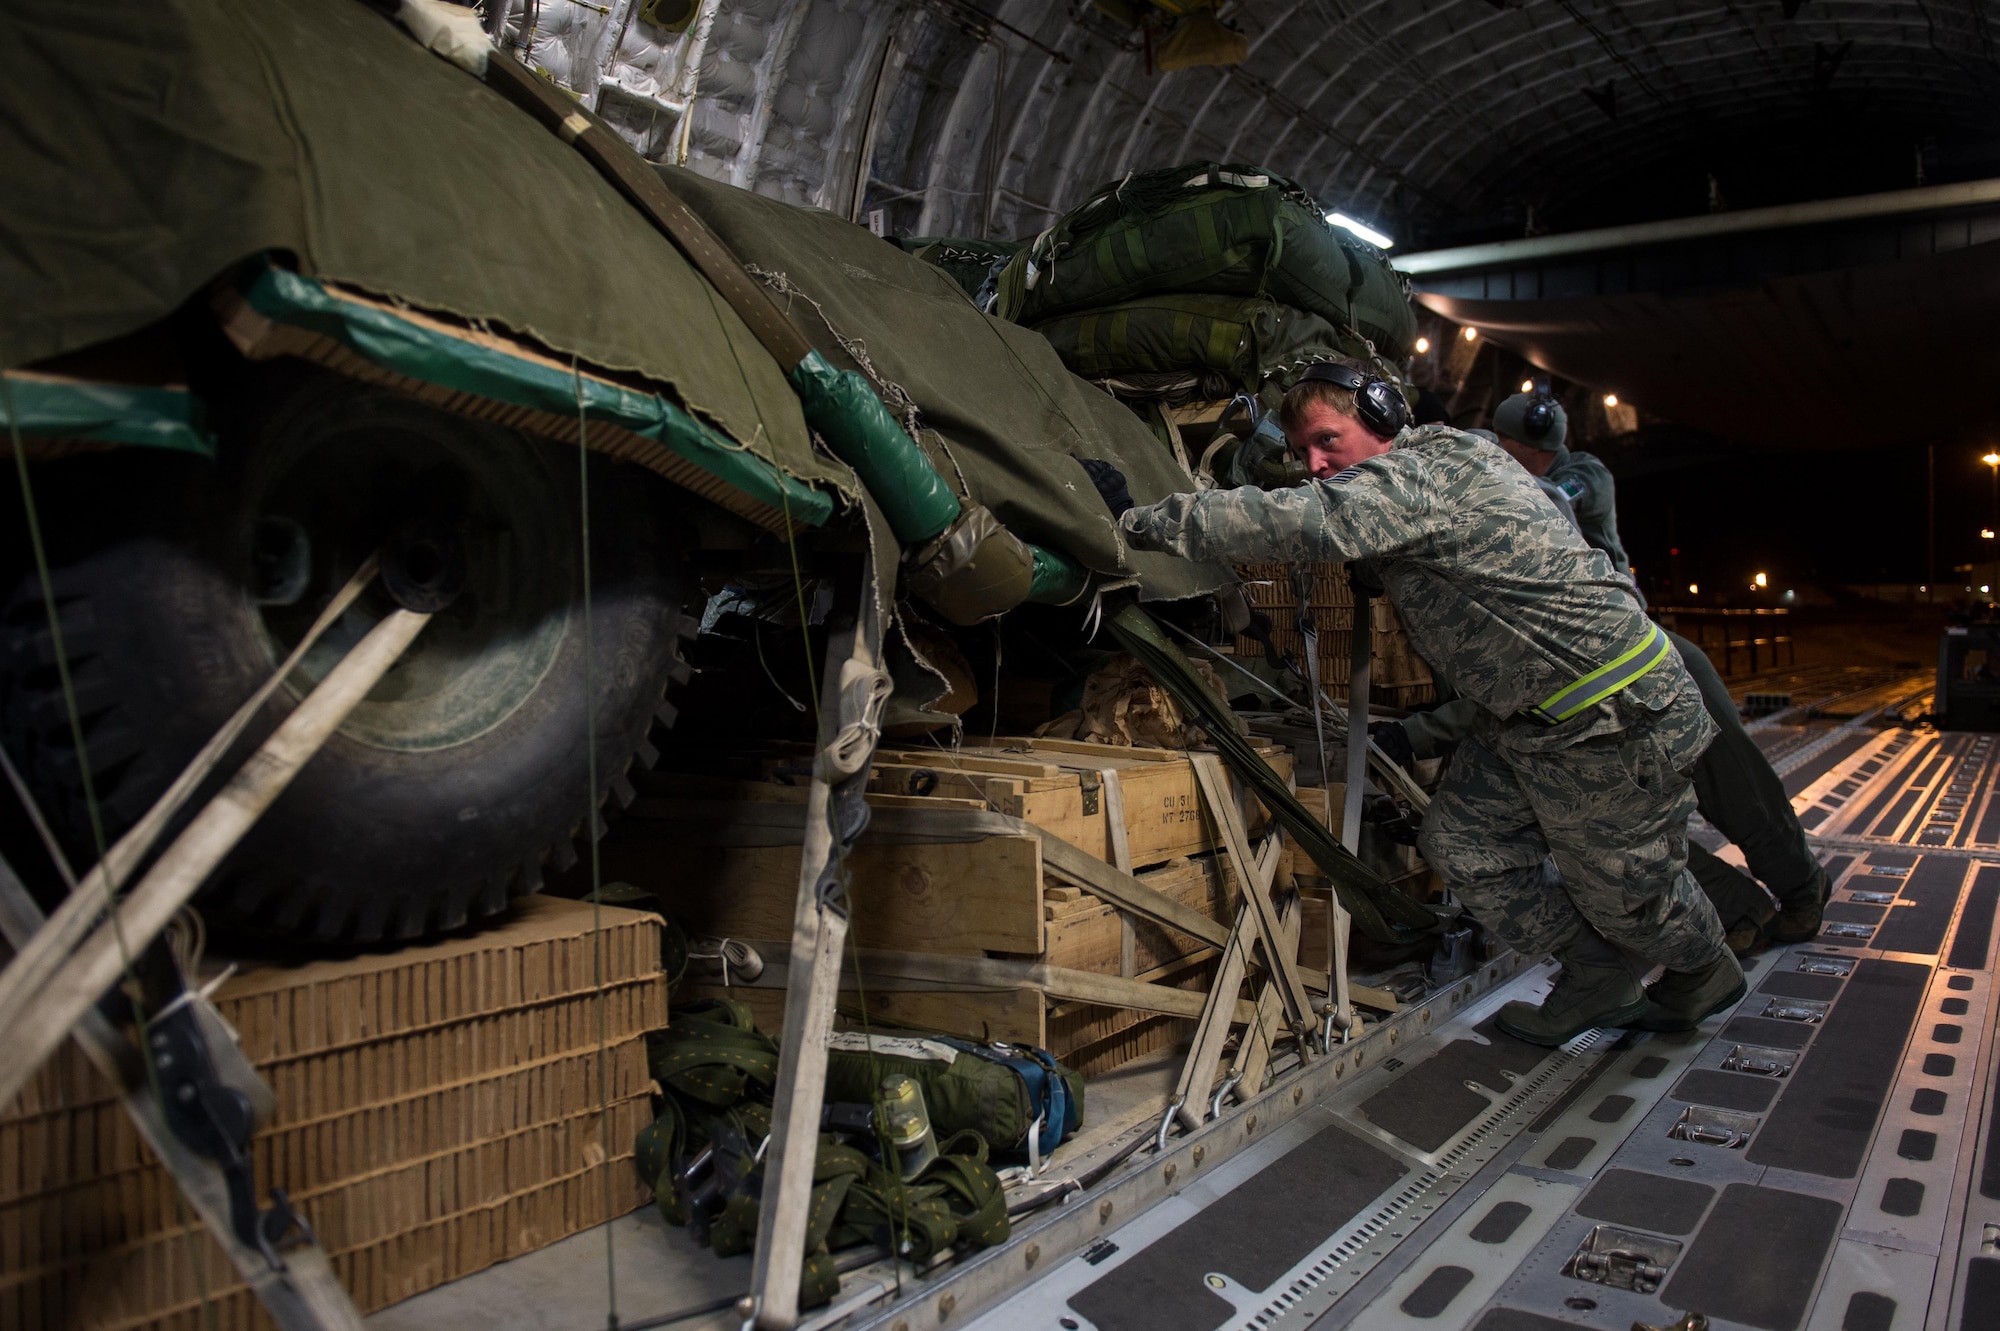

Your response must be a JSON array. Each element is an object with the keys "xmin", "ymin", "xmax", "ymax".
[
  {"xmin": 1494, "ymin": 929, "xmax": 1648, "ymax": 1047},
  {"xmin": 1633, "ymin": 948, "xmax": 1747, "ymax": 1032},
  {"xmin": 1770, "ymin": 863, "xmax": 1831, "ymax": 944}
]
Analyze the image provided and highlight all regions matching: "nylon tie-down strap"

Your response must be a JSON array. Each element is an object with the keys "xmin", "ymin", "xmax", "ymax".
[{"xmin": 1105, "ymin": 604, "xmax": 1436, "ymax": 943}]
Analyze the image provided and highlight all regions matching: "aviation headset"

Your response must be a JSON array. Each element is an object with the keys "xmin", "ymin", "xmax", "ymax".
[
  {"xmin": 1518, "ymin": 379, "xmax": 1559, "ymax": 445},
  {"xmin": 1298, "ymin": 362, "xmax": 1409, "ymax": 439}
]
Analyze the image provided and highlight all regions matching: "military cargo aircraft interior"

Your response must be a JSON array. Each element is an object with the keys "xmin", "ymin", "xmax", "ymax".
[{"xmin": 5, "ymin": 4, "xmax": 2000, "ymax": 1331}]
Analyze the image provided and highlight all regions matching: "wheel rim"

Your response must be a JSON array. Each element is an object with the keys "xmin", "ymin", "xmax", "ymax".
[{"xmin": 242, "ymin": 397, "xmax": 574, "ymax": 753}]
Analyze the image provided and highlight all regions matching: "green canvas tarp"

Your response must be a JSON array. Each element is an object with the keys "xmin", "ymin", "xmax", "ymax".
[
  {"xmin": 2, "ymin": 0, "xmax": 836, "ymax": 501},
  {"xmin": 658, "ymin": 168, "xmax": 1232, "ymax": 602},
  {"xmin": 4, "ymin": 0, "xmax": 1227, "ymax": 601}
]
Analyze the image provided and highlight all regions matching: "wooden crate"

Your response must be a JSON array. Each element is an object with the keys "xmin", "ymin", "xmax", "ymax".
[
  {"xmin": 866, "ymin": 737, "xmax": 1292, "ymax": 871},
  {"xmin": 1234, "ymin": 560, "xmax": 1437, "ymax": 707},
  {"xmin": 628, "ymin": 740, "xmax": 1292, "ymax": 1078}
]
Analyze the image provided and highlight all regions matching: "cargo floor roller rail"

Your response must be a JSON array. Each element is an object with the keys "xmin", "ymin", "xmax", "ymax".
[{"xmin": 801, "ymin": 688, "xmax": 2000, "ymax": 1331}]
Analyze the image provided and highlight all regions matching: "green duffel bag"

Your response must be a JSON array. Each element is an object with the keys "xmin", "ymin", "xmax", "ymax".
[
  {"xmin": 1032, "ymin": 292, "xmax": 1370, "ymax": 387},
  {"xmin": 994, "ymin": 161, "xmax": 1416, "ymax": 358},
  {"xmin": 823, "ymin": 1031, "xmax": 1084, "ymax": 1157}
]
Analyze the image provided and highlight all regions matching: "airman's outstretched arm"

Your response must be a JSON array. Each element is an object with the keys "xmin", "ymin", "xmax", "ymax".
[{"xmin": 1119, "ymin": 463, "xmax": 1445, "ymax": 565}]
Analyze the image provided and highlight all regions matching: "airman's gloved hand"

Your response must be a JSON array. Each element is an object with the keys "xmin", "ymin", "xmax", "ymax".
[
  {"xmin": 1120, "ymin": 513, "xmax": 1165, "ymax": 551},
  {"xmin": 1079, "ymin": 458, "xmax": 1135, "ymax": 518},
  {"xmin": 1368, "ymin": 719, "xmax": 1415, "ymax": 772}
]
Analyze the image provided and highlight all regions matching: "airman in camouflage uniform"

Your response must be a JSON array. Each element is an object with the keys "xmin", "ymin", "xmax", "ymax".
[
  {"xmin": 1487, "ymin": 389, "xmax": 1830, "ymax": 950},
  {"xmin": 1119, "ymin": 365, "xmax": 1744, "ymax": 1044}
]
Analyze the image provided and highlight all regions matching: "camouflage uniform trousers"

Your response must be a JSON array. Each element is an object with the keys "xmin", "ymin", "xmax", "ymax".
[{"xmin": 1418, "ymin": 687, "xmax": 1728, "ymax": 973}]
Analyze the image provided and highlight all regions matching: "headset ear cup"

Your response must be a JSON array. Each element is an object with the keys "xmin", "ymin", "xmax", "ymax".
[
  {"xmin": 1360, "ymin": 381, "xmax": 1407, "ymax": 437},
  {"xmin": 1524, "ymin": 395, "xmax": 1554, "ymax": 441}
]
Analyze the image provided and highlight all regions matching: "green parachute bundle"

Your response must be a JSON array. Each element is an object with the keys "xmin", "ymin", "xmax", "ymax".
[
  {"xmin": 907, "ymin": 237, "xmax": 1021, "ymax": 306},
  {"xmin": 995, "ymin": 161, "xmax": 1417, "ymax": 382},
  {"xmin": 1031, "ymin": 292, "xmax": 1378, "ymax": 387}
]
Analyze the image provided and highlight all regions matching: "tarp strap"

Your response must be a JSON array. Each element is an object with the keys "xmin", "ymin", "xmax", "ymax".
[{"xmin": 480, "ymin": 52, "xmax": 815, "ymax": 373}]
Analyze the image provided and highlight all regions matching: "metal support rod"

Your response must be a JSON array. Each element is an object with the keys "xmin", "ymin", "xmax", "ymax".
[
  {"xmin": 0, "ymin": 607, "xmax": 430, "ymax": 1112},
  {"xmin": 1398, "ymin": 175, "xmax": 2000, "ymax": 274}
]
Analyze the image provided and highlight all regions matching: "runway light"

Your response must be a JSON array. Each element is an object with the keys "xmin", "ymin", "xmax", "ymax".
[
  {"xmin": 1985, "ymin": 585, "xmax": 1992, "ymax": 594},
  {"xmin": 1603, "ymin": 393, "xmax": 1619, "ymax": 408},
  {"xmin": 1326, "ymin": 212, "xmax": 1394, "ymax": 249},
  {"xmin": 1463, "ymin": 326, "xmax": 1479, "ymax": 342},
  {"xmin": 1687, "ymin": 583, "xmax": 1699, "ymax": 594},
  {"xmin": 1984, "ymin": 529, "xmax": 1995, "ymax": 540},
  {"xmin": 1520, "ymin": 379, "xmax": 1534, "ymax": 393},
  {"xmin": 1414, "ymin": 336, "xmax": 1430, "ymax": 354},
  {"xmin": 1753, "ymin": 572, "xmax": 1768, "ymax": 588},
  {"xmin": 1784, "ymin": 589, "xmax": 1796, "ymax": 601}
]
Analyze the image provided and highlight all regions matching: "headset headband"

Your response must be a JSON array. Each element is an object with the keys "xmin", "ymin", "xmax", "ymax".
[
  {"xmin": 1296, "ymin": 362, "xmax": 1409, "ymax": 439},
  {"xmin": 1520, "ymin": 379, "xmax": 1558, "ymax": 444}
]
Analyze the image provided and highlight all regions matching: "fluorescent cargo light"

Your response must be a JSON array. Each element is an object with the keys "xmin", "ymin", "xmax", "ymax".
[{"xmin": 1327, "ymin": 212, "xmax": 1394, "ymax": 249}]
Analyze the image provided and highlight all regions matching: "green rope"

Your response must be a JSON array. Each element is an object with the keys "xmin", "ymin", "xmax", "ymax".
[{"xmin": 574, "ymin": 360, "xmax": 619, "ymax": 1331}]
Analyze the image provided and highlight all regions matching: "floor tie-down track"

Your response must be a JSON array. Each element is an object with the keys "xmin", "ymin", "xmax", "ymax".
[{"xmin": 951, "ymin": 725, "xmax": 2000, "ymax": 1331}]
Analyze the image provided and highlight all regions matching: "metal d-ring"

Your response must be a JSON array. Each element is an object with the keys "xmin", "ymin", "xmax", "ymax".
[
  {"xmin": 1209, "ymin": 1073, "xmax": 1244, "ymax": 1120},
  {"xmin": 1154, "ymin": 1094, "xmax": 1185, "ymax": 1152}
]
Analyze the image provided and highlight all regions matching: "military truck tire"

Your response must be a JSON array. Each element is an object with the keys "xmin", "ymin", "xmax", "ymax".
[{"xmin": 0, "ymin": 378, "xmax": 690, "ymax": 943}]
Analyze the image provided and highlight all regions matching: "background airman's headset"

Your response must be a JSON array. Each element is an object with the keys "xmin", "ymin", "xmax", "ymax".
[{"xmin": 1515, "ymin": 376, "xmax": 1560, "ymax": 446}]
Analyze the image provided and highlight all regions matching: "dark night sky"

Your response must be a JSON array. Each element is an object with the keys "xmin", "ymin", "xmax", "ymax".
[{"xmin": 1608, "ymin": 439, "xmax": 1994, "ymax": 597}]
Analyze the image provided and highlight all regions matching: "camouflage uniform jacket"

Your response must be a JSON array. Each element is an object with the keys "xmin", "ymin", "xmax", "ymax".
[
  {"xmin": 1542, "ymin": 445, "xmax": 1634, "ymax": 585},
  {"xmin": 1120, "ymin": 424, "xmax": 1684, "ymax": 730}
]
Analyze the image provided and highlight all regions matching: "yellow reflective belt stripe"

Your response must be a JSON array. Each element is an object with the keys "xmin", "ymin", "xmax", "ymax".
[{"xmin": 1528, "ymin": 622, "xmax": 1671, "ymax": 724}]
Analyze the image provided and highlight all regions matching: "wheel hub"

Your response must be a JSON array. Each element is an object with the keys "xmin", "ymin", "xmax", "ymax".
[{"xmin": 243, "ymin": 401, "xmax": 574, "ymax": 753}]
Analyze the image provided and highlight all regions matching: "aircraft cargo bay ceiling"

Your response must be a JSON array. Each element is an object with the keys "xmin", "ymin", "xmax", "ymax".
[{"xmin": 501, "ymin": 0, "xmax": 2000, "ymax": 451}]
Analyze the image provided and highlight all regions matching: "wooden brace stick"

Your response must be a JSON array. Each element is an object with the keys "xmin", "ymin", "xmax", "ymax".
[
  {"xmin": 0, "ymin": 558, "xmax": 379, "ymax": 1035},
  {"xmin": 1233, "ymin": 890, "xmax": 1304, "ymax": 1098},
  {"xmin": 1191, "ymin": 754, "xmax": 1313, "ymax": 1028},
  {"xmin": 0, "ymin": 857, "xmax": 367, "ymax": 1331},
  {"xmin": 1171, "ymin": 836, "xmax": 1282, "ymax": 1132},
  {"xmin": 0, "ymin": 608, "xmax": 430, "ymax": 1114}
]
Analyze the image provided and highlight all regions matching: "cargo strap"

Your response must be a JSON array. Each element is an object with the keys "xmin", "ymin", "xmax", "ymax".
[
  {"xmin": 1105, "ymin": 603, "xmax": 1439, "ymax": 942},
  {"xmin": 1524, "ymin": 622, "xmax": 1670, "ymax": 725},
  {"xmin": 1290, "ymin": 564, "xmax": 1330, "ymax": 810}
]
